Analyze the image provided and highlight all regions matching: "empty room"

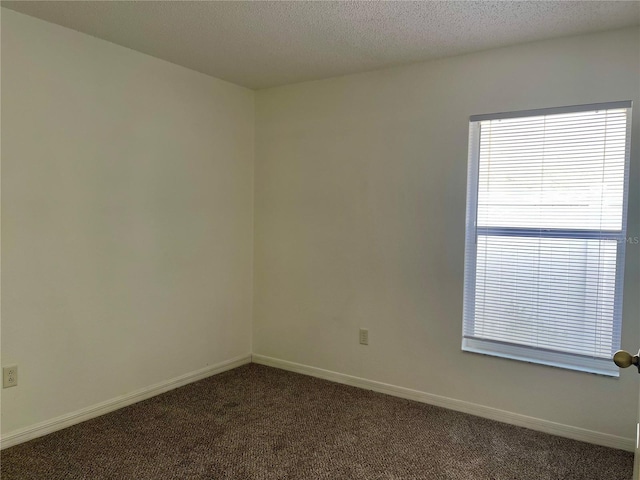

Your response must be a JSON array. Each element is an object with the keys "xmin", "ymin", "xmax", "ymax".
[{"xmin": 1, "ymin": 1, "xmax": 639, "ymax": 479}]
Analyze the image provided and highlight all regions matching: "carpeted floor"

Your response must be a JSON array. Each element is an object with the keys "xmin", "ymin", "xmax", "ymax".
[{"xmin": 1, "ymin": 364, "xmax": 633, "ymax": 479}]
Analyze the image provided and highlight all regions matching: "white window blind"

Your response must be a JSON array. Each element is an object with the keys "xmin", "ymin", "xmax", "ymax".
[{"xmin": 462, "ymin": 102, "xmax": 632, "ymax": 376}]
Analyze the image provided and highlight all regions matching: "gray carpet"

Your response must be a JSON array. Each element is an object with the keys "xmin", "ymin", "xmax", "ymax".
[{"xmin": 0, "ymin": 364, "xmax": 633, "ymax": 479}]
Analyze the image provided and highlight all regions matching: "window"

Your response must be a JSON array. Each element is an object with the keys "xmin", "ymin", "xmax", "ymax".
[{"xmin": 462, "ymin": 102, "xmax": 632, "ymax": 376}]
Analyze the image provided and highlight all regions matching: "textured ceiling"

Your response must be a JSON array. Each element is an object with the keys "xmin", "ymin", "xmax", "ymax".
[{"xmin": 2, "ymin": 1, "xmax": 639, "ymax": 89}]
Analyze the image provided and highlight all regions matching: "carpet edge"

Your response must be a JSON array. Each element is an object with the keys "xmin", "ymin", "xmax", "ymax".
[
  {"xmin": 251, "ymin": 353, "xmax": 634, "ymax": 452},
  {"xmin": 0, "ymin": 354, "xmax": 252, "ymax": 450}
]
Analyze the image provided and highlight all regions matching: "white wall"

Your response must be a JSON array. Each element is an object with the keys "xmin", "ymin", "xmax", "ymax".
[
  {"xmin": 3, "ymin": 7, "xmax": 639, "ymax": 448},
  {"xmin": 1, "ymin": 9, "xmax": 254, "ymax": 435},
  {"xmin": 254, "ymin": 27, "xmax": 640, "ymax": 441}
]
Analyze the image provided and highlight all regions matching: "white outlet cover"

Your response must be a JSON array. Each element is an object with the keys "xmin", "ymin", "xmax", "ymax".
[{"xmin": 3, "ymin": 365, "xmax": 18, "ymax": 388}]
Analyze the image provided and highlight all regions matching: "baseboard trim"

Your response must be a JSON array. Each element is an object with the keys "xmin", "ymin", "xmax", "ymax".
[
  {"xmin": 1, "ymin": 354, "xmax": 251, "ymax": 450},
  {"xmin": 251, "ymin": 354, "xmax": 634, "ymax": 452}
]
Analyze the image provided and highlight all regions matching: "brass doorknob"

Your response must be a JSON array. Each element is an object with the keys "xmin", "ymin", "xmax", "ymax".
[{"xmin": 613, "ymin": 350, "xmax": 640, "ymax": 372}]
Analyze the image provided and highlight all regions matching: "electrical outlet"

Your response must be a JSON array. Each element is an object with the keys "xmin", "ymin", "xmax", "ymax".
[
  {"xmin": 3, "ymin": 365, "xmax": 18, "ymax": 388},
  {"xmin": 359, "ymin": 328, "xmax": 369, "ymax": 345}
]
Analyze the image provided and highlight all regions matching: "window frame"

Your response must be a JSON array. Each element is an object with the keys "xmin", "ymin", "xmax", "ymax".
[{"xmin": 462, "ymin": 101, "xmax": 633, "ymax": 377}]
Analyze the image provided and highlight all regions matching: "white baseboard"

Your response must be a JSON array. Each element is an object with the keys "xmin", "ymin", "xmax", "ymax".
[
  {"xmin": 1, "ymin": 354, "xmax": 251, "ymax": 450},
  {"xmin": 4, "ymin": 353, "xmax": 633, "ymax": 453},
  {"xmin": 251, "ymin": 353, "xmax": 634, "ymax": 452}
]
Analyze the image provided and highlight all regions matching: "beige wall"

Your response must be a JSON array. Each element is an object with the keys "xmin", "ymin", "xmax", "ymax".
[
  {"xmin": 254, "ymin": 27, "xmax": 640, "ymax": 440},
  {"xmin": 1, "ymin": 9, "xmax": 254, "ymax": 434}
]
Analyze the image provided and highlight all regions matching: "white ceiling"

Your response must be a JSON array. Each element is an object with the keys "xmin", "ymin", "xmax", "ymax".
[{"xmin": 3, "ymin": 1, "xmax": 639, "ymax": 90}]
